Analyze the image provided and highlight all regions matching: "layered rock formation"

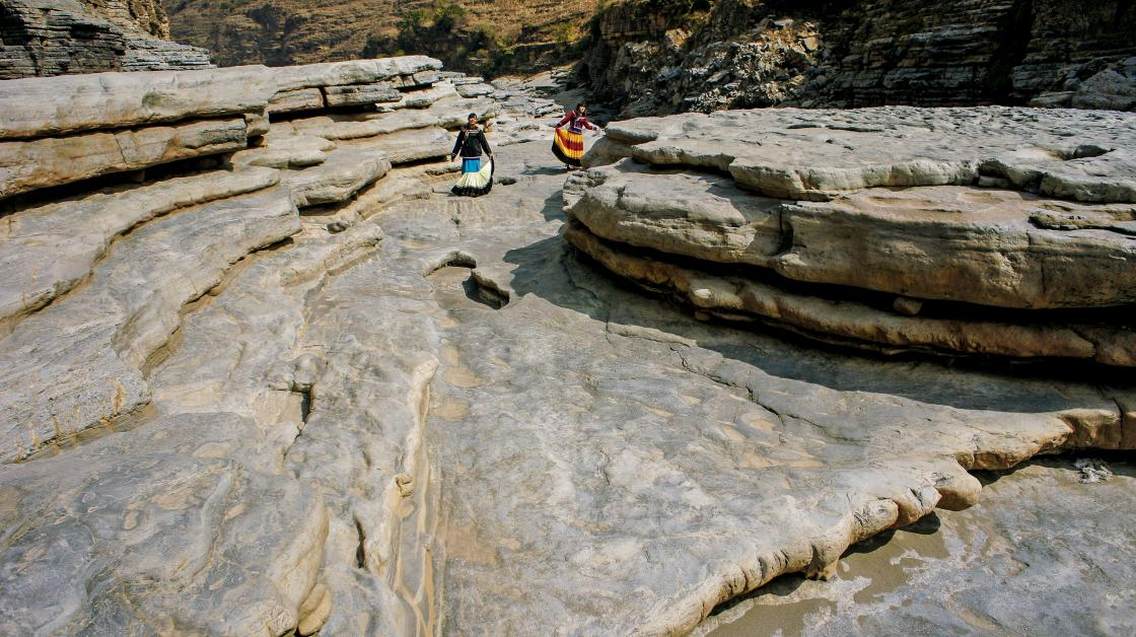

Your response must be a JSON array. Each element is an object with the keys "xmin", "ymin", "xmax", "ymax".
[
  {"xmin": 581, "ymin": 0, "xmax": 1136, "ymax": 116},
  {"xmin": 0, "ymin": 0, "xmax": 212, "ymax": 78},
  {"xmin": 569, "ymin": 107, "xmax": 1136, "ymax": 365},
  {"xmin": 1, "ymin": 56, "xmax": 1134, "ymax": 636}
]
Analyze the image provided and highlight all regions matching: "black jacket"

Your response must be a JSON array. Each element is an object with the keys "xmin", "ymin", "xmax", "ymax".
[{"xmin": 452, "ymin": 126, "xmax": 492, "ymax": 158}]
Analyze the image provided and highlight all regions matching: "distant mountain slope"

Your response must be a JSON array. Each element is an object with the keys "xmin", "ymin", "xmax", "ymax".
[{"xmin": 163, "ymin": 0, "xmax": 598, "ymax": 72}]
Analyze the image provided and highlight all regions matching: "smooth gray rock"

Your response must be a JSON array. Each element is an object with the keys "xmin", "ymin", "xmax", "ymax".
[
  {"xmin": 269, "ymin": 57, "xmax": 442, "ymax": 93},
  {"xmin": 0, "ymin": 117, "xmax": 249, "ymax": 199},
  {"xmin": 595, "ymin": 107, "xmax": 1136, "ymax": 204},
  {"xmin": 232, "ymin": 134, "xmax": 336, "ymax": 169},
  {"xmin": 323, "ymin": 82, "xmax": 402, "ymax": 108},
  {"xmin": 0, "ymin": 414, "xmax": 329, "ymax": 636},
  {"xmin": 0, "ymin": 187, "xmax": 300, "ymax": 463},
  {"xmin": 289, "ymin": 97, "xmax": 500, "ymax": 141},
  {"xmin": 0, "ymin": 65, "xmax": 273, "ymax": 139},
  {"xmin": 569, "ymin": 159, "xmax": 1136, "ymax": 309},
  {"xmin": 0, "ymin": 74, "xmax": 1133, "ymax": 637},
  {"xmin": 0, "ymin": 166, "xmax": 279, "ymax": 333},
  {"xmin": 565, "ymin": 220, "xmax": 1136, "ymax": 366},
  {"xmin": 284, "ymin": 149, "xmax": 392, "ymax": 208},
  {"xmin": 268, "ymin": 87, "xmax": 327, "ymax": 114}
]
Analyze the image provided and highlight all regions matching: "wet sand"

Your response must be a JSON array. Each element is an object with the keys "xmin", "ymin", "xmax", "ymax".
[{"xmin": 698, "ymin": 456, "xmax": 1136, "ymax": 637}]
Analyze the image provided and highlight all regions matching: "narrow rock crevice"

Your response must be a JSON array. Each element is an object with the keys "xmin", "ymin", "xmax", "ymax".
[{"xmin": 354, "ymin": 516, "xmax": 368, "ymax": 570}]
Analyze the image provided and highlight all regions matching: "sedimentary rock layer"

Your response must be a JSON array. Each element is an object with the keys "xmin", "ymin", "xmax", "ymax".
[
  {"xmin": 0, "ymin": 0, "xmax": 212, "ymax": 79},
  {"xmin": 1, "ymin": 61, "xmax": 1133, "ymax": 637},
  {"xmin": 0, "ymin": 56, "xmax": 453, "ymax": 199},
  {"xmin": 572, "ymin": 106, "xmax": 1136, "ymax": 364},
  {"xmin": 571, "ymin": 160, "xmax": 1136, "ymax": 309}
]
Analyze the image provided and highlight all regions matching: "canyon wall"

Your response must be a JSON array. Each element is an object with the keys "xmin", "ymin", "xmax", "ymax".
[
  {"xmin": 0, "ymin": 0, "xmax": 211, "ymax": 78},
  {"xmin": 161, "ymin": 0, "xmax": 598, "ymax": 71},
  {"xmin": 581, "ymin": 0, "xmax": 1136, "ymax": 115}
]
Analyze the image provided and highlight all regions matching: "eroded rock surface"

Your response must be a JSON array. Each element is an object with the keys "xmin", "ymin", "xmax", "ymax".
[
  {"xmin": 698, "ymin": 457, "xmax": 1136, "ymax": 636},
  {"xmin": 0, "ymin": 0, "xmax": 212, "ymax": 79},
  {"xmin": 0, "ymin": 61, "xmax": 1133, "ymax": 637},
  {"xmin": 570, "ymin": 106, "xmax": 1136, "ymax": 365}
]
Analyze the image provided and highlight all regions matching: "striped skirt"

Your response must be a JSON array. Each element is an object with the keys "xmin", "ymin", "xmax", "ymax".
[
  {"xmin": 552, "ymin": 127, "xmax": 585, "ymax": 166},
  {"xmin": 452, "ymin": 157, "xmax": 494, "ymax": 197}
]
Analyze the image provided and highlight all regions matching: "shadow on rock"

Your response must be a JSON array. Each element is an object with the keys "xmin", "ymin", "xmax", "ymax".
[{"xmin": 505, "ymin": 235, "xmax": 1129, "ymax": 415}]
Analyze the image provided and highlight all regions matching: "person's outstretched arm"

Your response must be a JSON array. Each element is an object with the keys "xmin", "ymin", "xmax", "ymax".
[
  {"xmin": 450, "ymin": 130, "xmax": 466, "ymax": 160},
  {"xmin": 479, "ymin": 130, "xmax": 493, "ymax": 158},
  {"xmin": 554, "ymin": 111, "xmax": 574, "ymax": 128}
]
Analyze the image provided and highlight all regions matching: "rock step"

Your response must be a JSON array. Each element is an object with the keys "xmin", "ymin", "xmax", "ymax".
[
  {"xmin": 284, "ymin": 149, "xmax": 393, "ymax": 209},
  {"xmin": 0, "ymin": 166, "xmax": 280, "ymax": 333},
  {"xmin": 565, "ymin": 221, "xmax": 1136, "ymax": 366},
  {"xmin": 0, "ymin": 117, "xmax": 250, "ymax": 199},
  {"xmin": 0, "ymin": 186, "xmax": 300, "ymax": 463},
  {"xmin": 569, "ymin": 160, "xmax": 1136, "ymax": 309},
  {"xmin": 289, "ymin": 97, "xmax": 499, "ymax": 141},
  {"xmin": 596, "ymin": 107, "xmax": 1136, "ymax": 204}
]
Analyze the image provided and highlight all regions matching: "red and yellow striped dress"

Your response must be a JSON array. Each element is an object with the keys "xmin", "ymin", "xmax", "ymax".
[{"xmin": 552, "ymin": 110, "xmax": 598, "ymax": 167}]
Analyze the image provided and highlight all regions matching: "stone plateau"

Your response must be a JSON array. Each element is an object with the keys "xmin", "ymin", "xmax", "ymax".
[{"xmin": 0, "ymin": 60, "xmax": 1133, "ymax": 637}]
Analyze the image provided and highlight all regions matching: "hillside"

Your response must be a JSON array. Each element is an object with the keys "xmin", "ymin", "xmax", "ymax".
[
  {"xmin": 581, "ymin": 0, "xmax": 1136, "ymax": 115},
  {"xmin": 163, "ymin": 0, "xmax": 598, "ymax": 72}
]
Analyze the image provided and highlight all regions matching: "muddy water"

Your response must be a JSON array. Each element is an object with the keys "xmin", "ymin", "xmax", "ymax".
[{"xmin": 699, "ymin": 457, "xmax": 1136, "ymax": 637}]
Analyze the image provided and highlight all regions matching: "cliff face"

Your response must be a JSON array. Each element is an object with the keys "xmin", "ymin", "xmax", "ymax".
[
  {"xmin": 77, "ymin": 0, "xmax": 171, "ymax": 37},
  {"xmin": 581, "ymin": 0, "xmax": 1136, "ymax": 115},
  {"xmin": 0, "ymin": 0, "xmax": 211, "ymax": 78},
  {"xmin": 162, "ymin": 0, "xmax": 598, "ymax": 71}
]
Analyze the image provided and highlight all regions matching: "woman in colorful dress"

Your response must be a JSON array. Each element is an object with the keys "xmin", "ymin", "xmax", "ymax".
[
  {"xmin": 552, "ymin": 102, "xmax": 601, "ymax": 170},
  {"xmin": 450, "ymin": 113, "xmax": 494, "ymax": 197}
]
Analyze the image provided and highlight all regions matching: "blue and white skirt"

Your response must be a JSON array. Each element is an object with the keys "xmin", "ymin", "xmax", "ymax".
[{"xmin": 452, "ymin": 157, "xmax": 494, "ymax": 197}]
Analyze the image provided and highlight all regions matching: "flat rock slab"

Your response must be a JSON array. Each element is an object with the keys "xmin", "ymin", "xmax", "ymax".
[
  {"xmin": 0, "ymin": 413, "xmax": 329, "ymax": 636},
  {"xmin": 284, "ymin": 148, "xmax": 392, "ymax": 208},
  {"xmin": 0, "ymin": 166, "xmax": 279, "ymax": 331},
  {"xmin": 0, "ymin": 65, "xmax": 276, "ymax": 139},
  {"xmin": 595, "ymin": 107, "xmax": 1136, "ymax": 204},
  {"xmin": 323, "ymin": 82, "xmax": 403, "ymax": 108},
  {"xmin": 0, "ymin": 117, "xmax": 249, "ymax": 199},
  {"xmin": 0, "ymin": 187, "xmax": 299, "ymax": 463},
  {"xmin": 289, "ymin": 97, "xmax": 499, "ymax": 141},
  {"xmin": 269, "ymin": 56, "xmax": 442, "ymax": 93},
  {"xmin": 268, "ymin": 87, "xmax": 327, "ymax": 115},
  {"xmin": 343, "ymin": 127, "xmax": 452, "ymax": 165},
  {"xmin": 569, "ymin": 160, "xmax": 1136, "ymax": 309},
  {"xmin": 233, "ymin": 133, "xmax": 336, "ymax": 169}
]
